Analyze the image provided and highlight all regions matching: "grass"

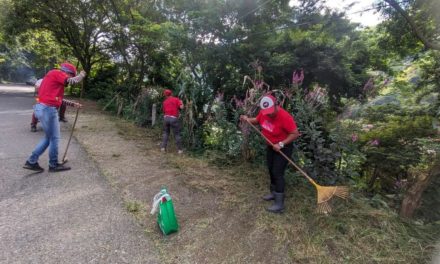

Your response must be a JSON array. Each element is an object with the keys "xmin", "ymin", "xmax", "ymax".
[
  {"xmin": 124, "ymin": 199, "xmax": 147, "ymax": 223},
  {"xmin": 168, "ymin": 152, "xmax": 439, "ymax": 263},
  {"xmin": 74, "ymin": 101, "xmax": 439, "ymax": 264}
]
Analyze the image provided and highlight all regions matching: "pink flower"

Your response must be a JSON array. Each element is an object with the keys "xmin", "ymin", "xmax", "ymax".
[
  {"xmin": 369, "ymin": 139, "xmax": 380, "ymax": 146},
  {"xmin": 351, "ymin": 134, "xmax": 358, "ymax": 142},
  {"xmin": 255, "ymin": 80, "xmax": 263, "ymax": 89},
  {"xmin": 292, "ymin": 69, "xmax": 304, "ymax": 85}
]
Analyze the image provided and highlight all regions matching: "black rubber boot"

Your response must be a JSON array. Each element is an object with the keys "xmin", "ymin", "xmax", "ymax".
[
  {"xmin": 266, "ymin": 192, "xmax": 284, "ymax": 213},
  {"xmin": 262, "ymin": 184, "xmax": 275, "ymax": 201}
]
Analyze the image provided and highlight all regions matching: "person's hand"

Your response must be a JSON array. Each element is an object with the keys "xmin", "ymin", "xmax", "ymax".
[
  {"xmin": 75, "ymin": 103, "xmax": 83, "ymax": 109},
  {"xmin": 240, "ymin": 115, "xmax": 248, "ymax": 122},
  {"xmin": 272, "ymin": 143, "xmax": 282, "ymax": 152},
  {"xmin": 79, "ymin": 70, "xmax": 86, "ymax": 77}
]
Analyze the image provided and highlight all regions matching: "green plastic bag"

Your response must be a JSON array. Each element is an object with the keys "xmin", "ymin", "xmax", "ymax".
[{"xmin": 151, "ymin": 188, "xmax": 178, "ymax": 235}]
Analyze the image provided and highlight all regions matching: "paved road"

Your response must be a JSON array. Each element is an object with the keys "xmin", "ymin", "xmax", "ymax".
[
  {"xmin": 433, "ymin": 242, "xmax": 440, "ymax": 264},
  {"xmin": 0, "ymin": 85, "xmax": 159, "ymax": 264}
]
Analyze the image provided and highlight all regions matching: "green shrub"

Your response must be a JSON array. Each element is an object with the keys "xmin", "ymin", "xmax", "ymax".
[
  {"xmin": 87, "ymin": 66, "xmax": 118, "ymax": 100},
  {"xmin": 359, "ymin": 115, "xmax": 436, "ymax": 192}
]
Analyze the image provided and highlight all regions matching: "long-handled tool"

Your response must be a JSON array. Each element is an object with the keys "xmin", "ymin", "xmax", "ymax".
[
  {"xmin": 247, "ymin": 121, "xmax": 349, "ymax": 214},
  {"xmin": 61, "ymin": 107, "xmax": 80, "ymax": 164},
  {"xmin": 61, "ymin": 81, "xmax": 83, "ymax": 164}
]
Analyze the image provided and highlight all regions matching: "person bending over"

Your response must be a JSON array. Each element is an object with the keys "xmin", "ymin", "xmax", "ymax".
[{"xmin": 23, "ymin": 62, "xmax": 85, "ymax": 172}]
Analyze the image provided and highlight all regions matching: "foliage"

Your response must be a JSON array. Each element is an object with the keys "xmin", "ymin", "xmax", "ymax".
[
  {"xmin": 379, "ymin": 0, "xmax": 440, "ymax": 51},
  {"xmin": 358, "ymin": 115, "xmax": 435, "ymax": 192},
  {"xmin": 178, "ymin": 77, "xmax": 212, "ymax": 149},
  {"xmin": 0, "ymin": 0, "xmax": 438, "ymax": 220},
  {"xmin": 203, "ymin": 120, "xmax": 242, "ymax": 159},
  {"xmin": 87, "ymin": 66, "xmax": 119, "ymax": 100},
  {"xmin": 329, "ymin": 120, "xmax": 366, "ymax": 188},
  {"xmin": 286, "ymin": 87, "xmax": 343, "ymax": 184}
]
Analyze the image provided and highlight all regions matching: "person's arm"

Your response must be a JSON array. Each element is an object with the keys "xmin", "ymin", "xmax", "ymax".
[
  {"xmin": 282, "ymin": 129, "xmax": 300, "ymax": 145},
  {"xmin": 239, "ymin": 115, "xmax": 258, "ymax": 125},
  {"xmin": 272, "ymin": 129, "xmax": 300, "ymax": 152},
  {"xmin": 65, "ymin": 71, "xmax": 86, "ymax": 85},
  {"xmin": 62, "ymin": 99, "xmax": 82, "ymax": 109},
  {"xmin": 179, "ymin": 100, "xmax": 184, "ymax": 110}
]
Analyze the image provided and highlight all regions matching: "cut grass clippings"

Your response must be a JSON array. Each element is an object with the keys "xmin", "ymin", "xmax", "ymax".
[{"xmin": 71, "ymin": 100, "xmax": 439, "ymax": 264}]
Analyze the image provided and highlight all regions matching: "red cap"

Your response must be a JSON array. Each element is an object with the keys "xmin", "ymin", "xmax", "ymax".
[
  {"xmin": 60, "ymin": 62, "xmax": 77, "ymax": 76},
  {"xmin": 259, "ymin": 95, "xmax": 276, "ymax": 115},
  {"xmin": 164, "ymin": 89, "xmax": 172, "ymax": 96}
]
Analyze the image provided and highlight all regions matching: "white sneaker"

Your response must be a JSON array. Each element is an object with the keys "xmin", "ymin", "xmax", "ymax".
[
  {"xmin": 160, "ymin": 148, "xmax": 165, "ymax": 152},
  {"xmin": 178, "ymin": 150, "xmax": 183, "ymax": 154}
]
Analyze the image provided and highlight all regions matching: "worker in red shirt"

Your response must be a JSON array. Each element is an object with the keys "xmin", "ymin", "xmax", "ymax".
[
  {"xmin": 31, "ymin": 79, "xmax": 68, "ymax": 132},
  {"xmin": 240, "ymin": 94, "xmax": 300, "ymax": 213},
  {"xmin": 23, "ymin": 62, "xmax": 85, "ymax": 172},
  {"xmin": 160, "ymin": 89, "xmax": 184, "ymax": 154}
]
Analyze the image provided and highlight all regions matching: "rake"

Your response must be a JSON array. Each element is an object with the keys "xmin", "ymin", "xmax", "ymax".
[{"xmin": 247, "ymin": 121, "xmax": 349, "ymax": 214}]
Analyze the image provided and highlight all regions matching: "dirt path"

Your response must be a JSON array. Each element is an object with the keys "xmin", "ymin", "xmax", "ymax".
[{"xmin": 68, "ymin": 100, "xmax": 286, "ymax": 264}]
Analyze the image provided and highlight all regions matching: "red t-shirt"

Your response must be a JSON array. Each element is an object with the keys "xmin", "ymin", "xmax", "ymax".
[
  {"xmin": 163, "ymin": 96, "xmax": 183, "ymax": 117},
  {"xmin": 256, "ymin": 107, "xmax": 298, "ymax": 145},
  {"xmin": 38, "ymin": 70, "xmax": 69, "ymax": 107}
]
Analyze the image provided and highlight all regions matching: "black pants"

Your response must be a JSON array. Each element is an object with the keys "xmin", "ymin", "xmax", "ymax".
[
  {"xmin": 160, "ymin": 116, "xmax": 182, "ymax": 150},
  {"xmin": 266, "ymin": 143, "xmax": 293, "ymax": 193}
]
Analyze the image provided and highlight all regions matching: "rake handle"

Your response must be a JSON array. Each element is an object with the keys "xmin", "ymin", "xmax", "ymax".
[
  {"xmin": 62, "ymin": 107, "xmax": 80, "ymax": 162},
  {"xmin": 246, "ymin": 120, "xmax": 319, "ymax": 187},
  {"xmin": 61, "ymin": 81, "xmax": 83, "ymax": 162}
]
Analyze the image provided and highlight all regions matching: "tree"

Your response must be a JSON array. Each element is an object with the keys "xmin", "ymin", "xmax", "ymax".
[
  {"xmin": 6, "ymin": 0, "xmax": 114, "ymax": 89},
  {"xmin": 380, "ymin": 0, "xmax": 440, "ymax": 51}
]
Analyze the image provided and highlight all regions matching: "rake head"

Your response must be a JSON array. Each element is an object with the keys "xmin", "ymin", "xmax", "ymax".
[{"xmin": 315, "ymin": 185, "xmax": 349, "ymax": 214}]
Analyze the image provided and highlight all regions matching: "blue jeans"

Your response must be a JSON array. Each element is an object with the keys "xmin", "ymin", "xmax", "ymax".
[{"xmin": 27, "ymin": 103, "xmax": 60, "ymax": 167}]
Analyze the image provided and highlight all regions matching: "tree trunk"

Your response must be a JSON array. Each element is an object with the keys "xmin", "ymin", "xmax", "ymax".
[
  {"xmin": 152, "ymin": 104, "xmax": 157, "ymax": 127},
  {"xmin": 239, "ymin": 121, "xmax": 252, "ymax": 160},
  {"xmin": 400, "ymin": 158, "xmax": 440, "ymax": 218},
  {"xmin": 368, "ymin": 166, "xmax": 379, "ymax": 191}
]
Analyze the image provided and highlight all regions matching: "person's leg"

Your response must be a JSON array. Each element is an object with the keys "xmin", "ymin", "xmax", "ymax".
[
  {"xmin": 263, "ymin": 146, "xmax": 276, "ymax": 200},
  {"xmin": 43, "ymin": 105, "xmax": 70, "ymax": 172},
  {"xmin": 267, "ymin": 144, "xmax": 293, "ymax": 213},
  {"xmin": 271, "ymin": 144, "xmax": 293, "ymax": 193},
  {"xmin": 266, "ymin": 146, "xmax": 276, "ymax": 186},
  {"xmin": 44, "ymin": 106, "xmax": 61, "ymax": 168},
  {"xmin": 160, "ymin": 117, "xmax": 171, "ymax": 150},
  {"xmin": 170, "ymin": 118, "xmax": 183, "ymax": 152},
  {"xmin": 58, "ymin": 101, "xmax": 67, "ymax": 122},
  {"xmin": 26, "ymin": 104, "xmax": 50, "ymax": 170}
]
